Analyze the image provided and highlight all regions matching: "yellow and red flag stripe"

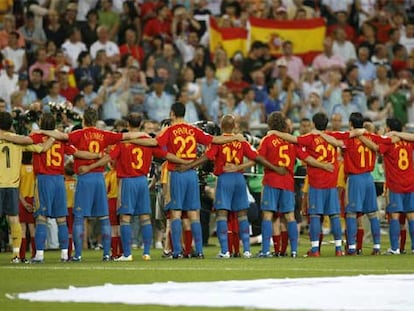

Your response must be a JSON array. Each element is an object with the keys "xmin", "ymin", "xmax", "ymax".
[{"xmin": 249, "ymin": 17, "xmax": 326, "ymax": 64}]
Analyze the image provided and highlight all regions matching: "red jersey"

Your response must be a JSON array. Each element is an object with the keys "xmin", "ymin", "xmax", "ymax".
[
  {"xmin": 297, "ymin": 133, "xmax": 339, "ymax": 189},
  {"xmin": 342, "ymin": 133, "xmax": 391, "ymax": 175},
  {"xmin": 68, "ymin": 127, "xmax": 122, "ymax": 174},
  {"xmin": 379, "ymin": 140, "xmax": 414, "ymax": 193},
  {"xmin": 30, "ymin": 133, "xmax": 76, "ymax": 175},
  {"xmin": 157, "ymin": 122, "xmax": 213, "ymax": 171},
  {"xmin": 258, "ymin": 134, "xmax": 308, "ymax": 191},
  {"xmin": 205, "ymin": 136, "xmax": 258, "ymax": 176},
  {"xmin": 143, "ymin": 18, "xmax": 171, "ymax": 39},
  {"xmin": 109, "ymin": 140, "xmax": 167, "ymax": 178}
]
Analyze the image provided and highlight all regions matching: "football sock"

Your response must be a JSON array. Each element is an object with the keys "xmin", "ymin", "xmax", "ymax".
[
  {"xmin": 190, "ymin": 221, "xmax": 203, "ymax": 254},
  {"xmin": 408, "ymin": 220, "xmax": 414, "ymax": 251},
  {"xmin": 111, "ymin": 237, "xmax": 118, "ymax": 257},
  {"xmin": 369, "ymin": 216, "xmax": 381, "ymax": 247},
  {"xmin": 120, "ymin": 221, "xmax": 132, "ymax": 257},
  {"xmin": 227, "ymin": 232, "xmax": 233, "ymax": 254},
  {"xmin": 346, "ymin": 215, "xmax": 357, "ymax": 250},
  {"xmin": 184, "ymin": 230, "xmax": 193, "ymax": 256},
  {"xmin": 400, "ymin": 228, "xmax": 407, "ymax": 252},
  {"xmin": 217, "ymin": 217, "xmax": 229, "ymax": 254},
  {"xmin": 171, "ymin": 218, "xmax": 182, "ymax": 256},
  {"xmin": 318, "ymin": 233, "xmax": 324, "ymax": 252},
  {"xmin": 100, "ymin": 217, "xmax": 111, "ymax": 257},
  {"xmin": 238, "ymin": 215, "xmax": 250, "ymax": 253},
  {"xmin": 34, "ymin": 219, "xmax": 47, "ymax": 254},
  {"xmin": 68, "ymin": 237, "xmax": 73, "ymax": 258},
  {"xmin": 30, "ymin": 237, "xmax": 36, "ymax": 258},
  {"xmin": 309, "ymin": 215, "xmax": 321, "ymax": 252},
  {"xmin": 73, "ymin": 216, "xmax": 84, "ymax": 258},
  {"xmin": 261, "ymin": 220, "xmax": 272, "ymax": 254},
  {"xmin": 272, "ymin": 234, "xmax": 281, "ymax": 253},
  {"xmin": 389, "ymin": 219, "xmax": 400, "ymax": 251},
  {"xmin": 232, "ymin": 232, "xmax": 240, "ymax": 254},
  {"xmin": 356, "ymin": 228, "xmax": 364, "ymax": 250},
  {"xmin": 140, "ymin": 218, "xmax": 153, "ymax": 255},
  {"xmin": 330, "ymin": 215, "xmax": 342, "ymax": 251},
  {"xmin": 281, "ymin": 231, "xmax": 288, "ymax": 254},
  {"xmin": 57, "ymin": 220, "xmax": 69, "ymax": 250},
  {"xmin": 10, "ymin": 222, "xmax": 22, "ymax": 257},
  {"xmin": 20, "ymin": 237, "xmax": 26, "ymax": 259},
  {"xmin": 287, "ymin": 220, "xmax": 298, "ymax": 254}
]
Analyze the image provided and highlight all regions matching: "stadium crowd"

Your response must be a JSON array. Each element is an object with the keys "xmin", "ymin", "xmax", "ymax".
[{"xmin": 1, "ymin": 0, "xmax": 414, "ymax": 262}]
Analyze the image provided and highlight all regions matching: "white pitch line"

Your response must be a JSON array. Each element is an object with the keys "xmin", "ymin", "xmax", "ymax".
[{"xmin": 1, "ymin": 265, "xmax": 414, "ymax": 273}]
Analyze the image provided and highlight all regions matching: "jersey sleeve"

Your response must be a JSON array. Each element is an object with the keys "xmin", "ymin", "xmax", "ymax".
[
  {"xmin": 23, "ymin": 144, "xmax": 43, "ymax": 153},
  {"xmin": 242, "ymin": 142, "xmax": 258, "ymax": 160},
  {"xmin": 109, "ymin": 144, "xmax": 121, "ymax": 160},
  {"xmin": 295, "ymin": 145, "xmax": 310, "ymax": 161},
  {"xmin": 194, "ymin": 127, "xmax": 213, "ymax": 146},
  {"xmin": 64, "ymin": 143, "xmax": 77, "ymax": 156},
  {"xmin": 205, "ymin": 144, "xmax": 218, "ymax": 160},
  {"xmin": 297, "ymin": 134, "xmax": 312, "ymax": 147},
  {"xmin": 104, "ymin": 131, "xmax": 123, "ymax": 146},
  {"xmin": 68, "ymin": 130, "xmax": 81, "ymax": 145},
  {"xmin": 29, "ymin": 133, "xmax": 42, "ymax": 144},
  {"xmin": 156, "ymin": 128, "xmax": 170, "ymax": 147},
  {"xmin": 257, "ymin": 136, "xmax": 268, "ymax": 156},
  {"xmin": 328, "ymin": 131, "xmax": 350, "ymax": 140},
  {"xmin": 152, "ymin": 146, "xmax": 168, "ymax": 159},
  {"xmin": 370, "ymin": 133, "xmax": 392, "ymax": 144}
]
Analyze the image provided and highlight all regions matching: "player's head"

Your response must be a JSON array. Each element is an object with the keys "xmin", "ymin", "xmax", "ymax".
[
  {"xmin": 170, "ymin": 102, "xmax": 185, "ymax": 120},
  {"xmin": 220, "ymin": 114, "xmax": 236, "ymax": 133},
  {"xmin": 0, "ymin": 111, "xmax": 13, "ymax": 130},
  {"xmin": 83, "ymin": 107, "xmax": 98, "ymax": 127},
  {"xmin": 386, "ymin": 118, "xmax": 402, "ymax": 132},
  {"xmin": 126, "ymin": 112, "xmax": 142, "ymax": 129},
  {"xmin": 40, "ymin": 112, "xmax": 56, "ymax": 130},
  {"xmin": 312, "ymin": 112, "xmax": 328, "ymax": 131},
  {"xmin": 349, "ymin": 112, "xmax": 364, "ymax": 129},
  {"xmin": 267, "ymin": 112, "xmax": 286, "ymax": 131}
]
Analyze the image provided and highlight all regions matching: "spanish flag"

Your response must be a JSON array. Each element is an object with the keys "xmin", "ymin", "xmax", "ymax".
[
  {"xmin": 249, "ymin": 17, "xmax": 326, "ymax": 64},
  {"xmin": 209, "ymin": 17, "xmax": 248, "ymax": 58}
]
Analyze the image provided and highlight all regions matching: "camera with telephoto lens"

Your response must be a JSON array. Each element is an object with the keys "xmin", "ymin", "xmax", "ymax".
[
  {"xmin": 48, "ymin": 101, "xmax": 81, "ymax": 124},
  {"xmin": 243, "ymin": 132, "xmax": 261, "ymax": 147},
  {"xmin": 12, "ymin": 109, "xmax": 40, "ymax": 135}
]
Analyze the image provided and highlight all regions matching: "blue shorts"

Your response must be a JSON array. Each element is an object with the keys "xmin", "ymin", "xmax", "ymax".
[
  {"xmin": 346, "ymin": 173, "xmax": 377, "ymax": 214},
  {"xmin": 166, "ymin": 170, "xmax": 201, "ymax": 211},
  {"xmin": 261, "ymin": 185, "xmax": 294, "ymax": 213},
  {"xmin": 118, "ymin": 176, "xmax": 151, "ymax": 216},
  {"xmin": 74, "ymin": 172, "xmax": 108, "ymax": 217},
  {"xmin": 35, "ymin": 175, "xmax": 67, "ymax": 218},
  {"xmin": 308, "ymin": 186, "xmax": 340, "ymax": 215},
  {"xmin": 215, "ymin": 173, "xmax": 248, "ymax": 212},
  {"xmin": 387, "ymin": 191, "xmax": 414, "ymax": 214},
  {"xmin": 0, "ymin": 188, "xmax": 18, "ymax": 216}
]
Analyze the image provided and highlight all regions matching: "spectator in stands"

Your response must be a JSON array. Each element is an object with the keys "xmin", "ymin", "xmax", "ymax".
[
  {"xmin": 213, "ymin": 47, "xmax": 233, "ymax": 83},
  {"xmin": 90, "ymin": 26, "xmax": 120, "ymax": 65},
  {"xmin": 242, "ymin": 41, "xmax": 266, "ymax": 83},
  {"xmin": 19, "ymin": 12, "xmax": 45, "ymax": 58},
  {"xmin": 279, "ymin": 76, "xmax": 301, "ymax": 122},
  {"xmin": 287, "ymin": 0, "xmax": 315, "ymax": 19},
  {"xmin": 301, "ymin": 89, "xmax": 325, "ymax": 119},
  {"xmin": 144, "ymin": 76, "xmax": 174, "ymax": 122},
  {"xmin": 370, "ymin": 10, "xmax": 392, "ymax": 44},
  {"xmin": 81, "ymin": 9, "xmax": 99, "ymax": 49},
  {"xmin": 143, "ymin": 54, "xmax": 156, "ymax": 86},
  {"xmin": 355, "ymin": 0, "xmax": 376, "ymax": 27},
  {"xmin": 327, "ymin": 11, "xmax": 356, "ymax": 42},
  {"xmin": 278, "ymin": 41, "xmax": 305, "ymax": 83},
  {"xmin": 118, "ymin": 1, "xmax": 141, "ymax": 45},
  {"xmin": 373, "ymin": 64, "xmax": 392, "ymax": 106},
  {"xmin": 224, "ymin": 67, "xmax": 249, "ymax": 100},
  {"xmin": 29, "ymin": 46, "xmax": 53, "ymax": 82},
  {"xmin": 125, "ymin": 65, "xmax": 147, "ymax": 114},
  {"xmin": 179, "ymin": 85, "xmax": 200, "ymax": 123},
  {"xmin": 2, "ymin": 31, "xmax": 27, "ymax": 73},
  {"xmin": 62, "ymin": 2, "xmax": 79, "ymax": 35},
  {"xmin": 92, "ymin": 49, "xmax": 113, "ymax": 89},
  {"xmin": 72, "ymin": 93, "xmax": 87, "ymax": 117},
  {"xmin": 0, "ymin": 14, "xmax": 25, "ymax": 50},
  {"xmin": 219, "ymin": 91, "xmax": 238, "ymax": 118},
  {"xmin": 154, "ymin": 42, "xmax": 183, "ymax": 86},
  {"xmin": 312, "ymin": 36, "xmax": 346, "ymax": 84},
  {"xmin": 331, "ymin": 88, "xmax": 361, "ymax": 120},
  {"xmin": 332, "ymin": 27, "xmax": 357, "ymax": 63},
  {"xmin": 263, "ymin": 82, "xmax": 282, "ymax": 118},
  {"xmin": 400, "ymin": 23, "xmax": 414, "ymax": 55},
  {"xmin": 252, "ymin": 70, "xmax": 268, "ymax": 104},
  {"xmin": 364, "ymin": 95, "xmax": 392, "ymax": 122},
  {"xmin": 330, "ymin": 113, "xmax": 343, "ymax": 131},
  {"xmin": 371, "ymin": 44, "xmax": 390, "ymax": 66},
  {"xmin": 356, "ymin": 22, "xmax": 377, "ymax": 56},
  {"xmin": 181, "ymin": 67, "xmax": 200, "ymax": 103},
  {"xmin": 356, "ymin": 45, "xmax": 377, "ymax": 82},
  {"xmin": 80, "ymin": 78, "xmax": 100, "ymax": 108},
  {"xmin": 44, "ymin": 10, "xmax": 66, "ymax": 48},
  {"xmin": 58, "ymin": 66, "xmax": 79, "ymax": 103},
  {"xmin": 74, "ymin": 51, "xmax": 97, "ymax": 88},
  {"xmin": 386, "ymin": 28, "xmax": 403, "ymax": 61},
  {"xmin": 234, "ymin": 87, "xmax": 264, "ymax": 130},
  {"xmin": 62, "ymin": 27, "xmax": 87, "ymax": 69},
  {"xmin": 323, "ymin": 70, "xmax": 345, "ymax": 115},
  {"xmin": 0, "ymin": 59, "xmax": 18, "ymax": 111},
  {"xmin": 142, "ymin": 4, "xmax": 172, "ymax": 44},
  {"xmin": 17, "ymin": 73, "xmax": 36, "ymax": 109},
  {"xmin": 29, "ymin": 68, "xmax": 47, "ymax": 100},
  {"xmin": 300, "ymin": 66, "xmax": 324, "ymax": 100},
  {"xmin": 97, "ymin": 71, "xmax": 125, "ymax": 123},
  {"xmin": 199, "ymin": 63, "xmax": 220, "ymax": 122},
  {"xmin": 42, "ymin": 80, "xmax": 66, "ymax": 106},
  {"xmin": 119, "ymin": 29, "xmax": 145, "ymax": 67},
  {"xmin": 98, "ymin": 0, "xmax": 120, "ymax": 41},
  {"xmin": 188, "ymin": 45, "xmax": 208, "ymax": 80}
]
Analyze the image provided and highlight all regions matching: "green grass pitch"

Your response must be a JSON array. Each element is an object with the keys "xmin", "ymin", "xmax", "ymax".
[{"xmin": 1, "ymin": 236, "xmax": 414, "ymax": 311}]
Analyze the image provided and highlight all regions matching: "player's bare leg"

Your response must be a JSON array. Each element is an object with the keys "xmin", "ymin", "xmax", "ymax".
[
  {"xmin": 216, "ymin": 209, "xmax": 230, "ymax": 258},
  {"xmin": 8, "ymin": 215, "xmax": 22, "ymax": 263}
]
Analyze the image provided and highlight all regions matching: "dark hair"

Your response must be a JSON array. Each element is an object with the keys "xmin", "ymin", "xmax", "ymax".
[
  {"xmin": 124, "ymin": 0, "xmax": 139, "ymax": 19},
  {"xmin": 64, "ymin": 160, "xmax": 75, "ymax": 176},
  {"xmin": 312, "ymin": 112, "xmax": 329, "ymax": 130},
  {"xmin": 126, "ymin": 112, "xmax": 142, "ymax": 128},
  {"xmin": 171, "ymin": 102, "xmax": 185, "ymax": 118},
  {"xmin": 47, "ymin": 80, "xmax": 59, "ymax": 92},
  {"xmin": 40, "ymin": 113, "xmax": 56, "ymax": 130},
  {"xmin": 73, "ymin": 94, "xmax": 84, "ymax": 106},
  {"xmin": 32, "ymin": 68, "xmax": 44, "ymax": 77},
  {"xmin": 386, "ymin": 118, "xmax": 402, "ymax": 132},
  {"xmin": 83, "ymin": 107, "xmax": 98, "ymax": 127},
  {"xmin": 77, "ymin": 51, "xmax": 90, "ymax": 64},
  {"xmin": 242, "ymin": 87, "xmax": 254, "ymax": 96},
  {"xmin": 0, "ymin": 111, "xmax": 13, "ymax": 130},
  {"xmin": 267, "ymin": 112, "xmax": 286, "ymax": 131},
  {"xmin": 86, "ymin": 8, "xmax": 98, "ymax": 19},
  {"xmin": 300, "ymin": 118, "xmax": 311, "ymax": 124},
  {"xmin": 349, "ymin": 112, "xmax": 364, "ymax": 128},
  {"xmin": 205, "ymin": 63, "xmax": 216, "ymax": 72},
  {"xmin": 367, "ymin": 96, "xmax": 379, "ymax": 109}
]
